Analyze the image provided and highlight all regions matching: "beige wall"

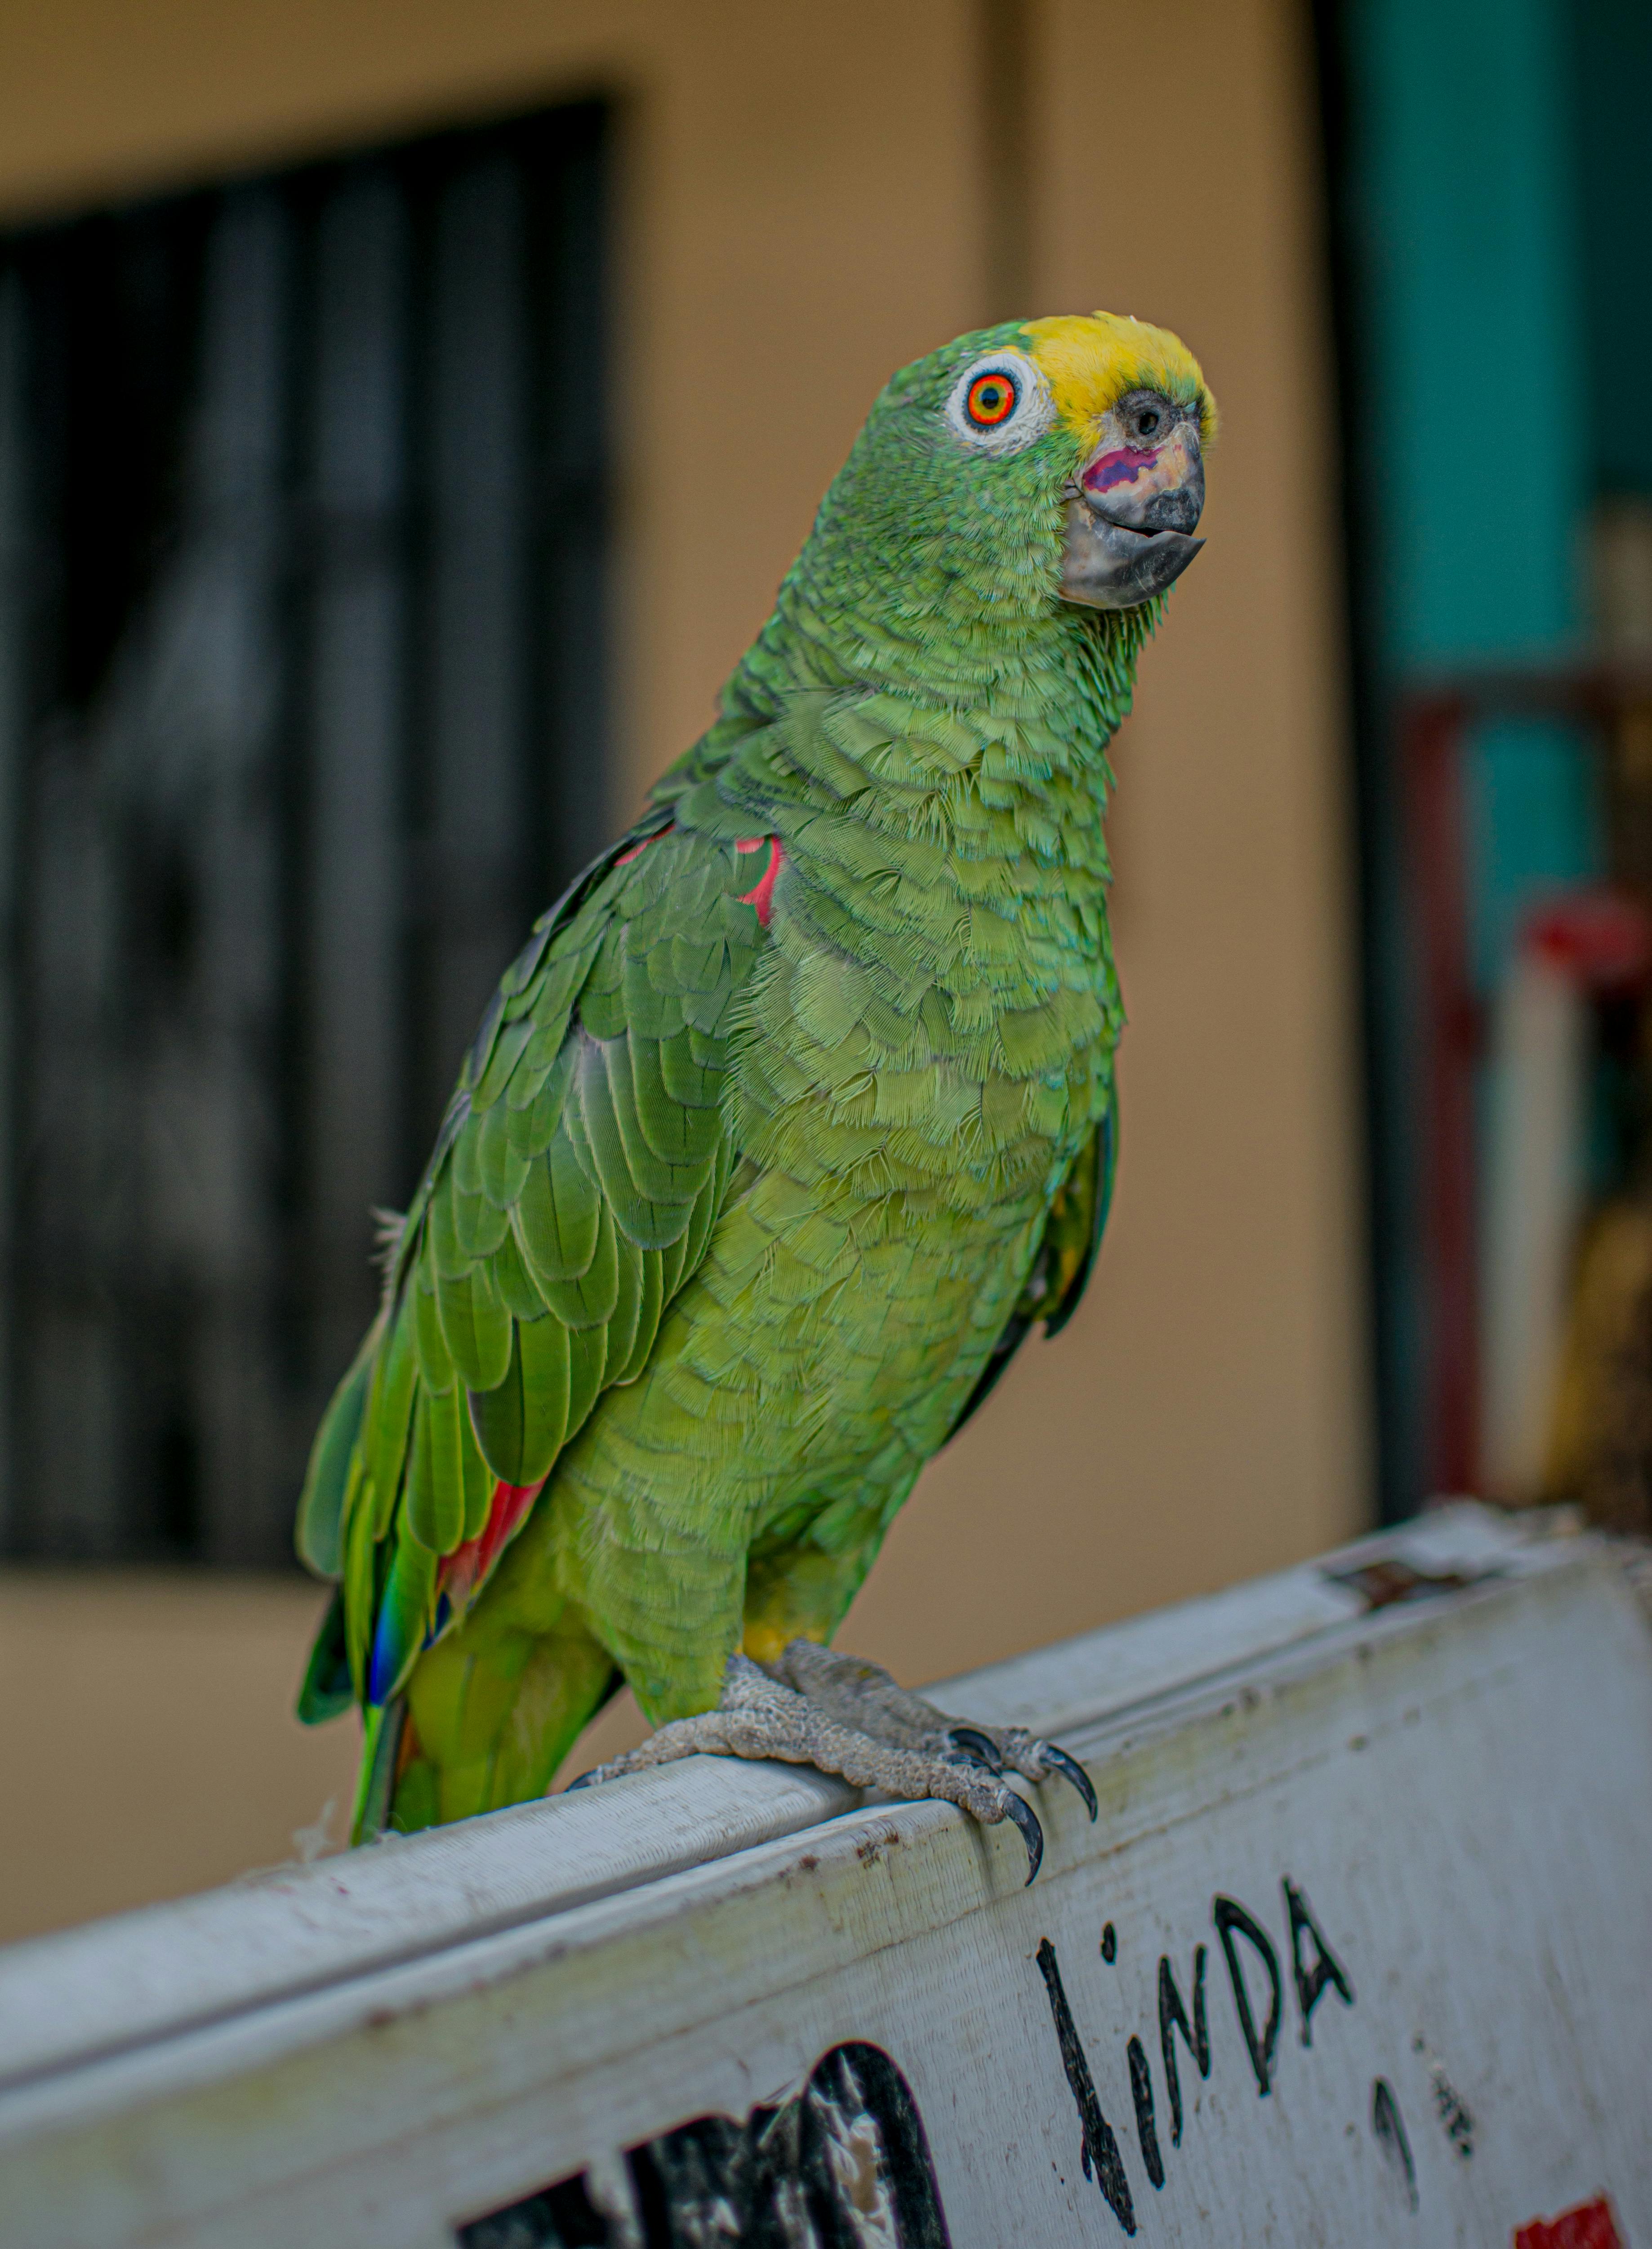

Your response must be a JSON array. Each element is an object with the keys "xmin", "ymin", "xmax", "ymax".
[
  {"xmin": 0, "ymin": 0, "xmax": 1367, "ymax": 1945},
  {"xmin": 0, "ymin": 1574, "xmax": 361, "ymax": 1945}
]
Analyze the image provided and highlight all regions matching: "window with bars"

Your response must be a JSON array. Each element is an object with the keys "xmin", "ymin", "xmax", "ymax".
[{"xmin": 0, "ymin": 101, "xmax": 610, "ymax": 1566}]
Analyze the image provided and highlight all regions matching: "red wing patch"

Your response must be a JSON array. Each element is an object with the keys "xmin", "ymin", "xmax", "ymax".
[
  {"xmin": 1515, "ymin": 2197, "xmax": 1625, "ymax": 2249},
  {"xmin": 736, "ymin": 835, "xmax": 783, "ymax": 928},
  {"xmin": 437, "ymin": 1479, "xmax": 546, "ymax": 1617}
]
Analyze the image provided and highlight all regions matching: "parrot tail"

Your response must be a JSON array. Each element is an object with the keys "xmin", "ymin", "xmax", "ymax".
[{"xmin": 352, "ymin": 1696, "xmax": 408, "ymax": 1844}]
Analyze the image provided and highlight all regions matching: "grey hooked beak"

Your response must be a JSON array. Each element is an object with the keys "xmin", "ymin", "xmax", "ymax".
[{"xmin": 1059, "ymin": 416, "xmax": 1206, "ymax": 611}]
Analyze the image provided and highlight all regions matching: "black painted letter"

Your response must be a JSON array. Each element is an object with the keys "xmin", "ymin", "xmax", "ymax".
[
  {"xmin": 1213, "ymin": 1896, "xmax": 1283, "ymax": 2097},
  {"xmin": 1157, "ymin": 1947, "xmax": 1211, "ymax": 2147},
  {"xmin": 1126, "ymin": 2037, "xmax": 1164, "ymax": 2191},
  {"xmin": 1371, "ymin": 2077, "xmax": 1419, "ymax": 2213},
  {"xmin": 1283, "ymin": 1876, "xmax": 1355, "ymax": 2047},
  {"xmin": 1034, "ymin": 1939, "xmax": 1137, "ymax": 2236}
]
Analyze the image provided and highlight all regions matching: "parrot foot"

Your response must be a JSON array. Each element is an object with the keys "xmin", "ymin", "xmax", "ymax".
[
  {"xmin": 770, "ymin": 1638, "xmax": 1099, "ymax": 1824},
  {"xmin": 566, "ymin": 1644, "xmax": 1095, "ymax": 1885}
]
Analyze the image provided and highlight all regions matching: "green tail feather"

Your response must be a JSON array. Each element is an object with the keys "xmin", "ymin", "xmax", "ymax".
[
  {"xmin": 352, "ymin": 1697, "xmax": 407, "ymax": 1843},
  {"xmin": 383, "ymin": 1626, "xmax": 621, "ymax": 1833}
]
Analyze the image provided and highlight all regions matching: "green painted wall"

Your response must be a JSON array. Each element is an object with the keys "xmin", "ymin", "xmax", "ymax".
[{"xmin": 1348, "ymin": 0, "xmax": 1586, "ymax": 665}]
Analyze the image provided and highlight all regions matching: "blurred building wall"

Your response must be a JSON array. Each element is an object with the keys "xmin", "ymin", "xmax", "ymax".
[{"xmin": 0, "ymin": 0, "xmax": 1366, "ymax": 1943}]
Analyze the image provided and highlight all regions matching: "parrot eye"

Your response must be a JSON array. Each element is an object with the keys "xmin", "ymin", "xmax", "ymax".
[
  {"xmin": 966, "ymin": 370, "xmax": 1018, "ymax": 426},
  {"xmin": 945, "ymin": 349, "xmax": 1053, "ymax": 456}
]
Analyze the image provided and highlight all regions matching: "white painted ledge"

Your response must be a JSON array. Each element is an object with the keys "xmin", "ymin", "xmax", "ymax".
[
  {"xmin": 0, "ymin": 1501, "xmax": 1524, "ymax": 2094},
  {"xmin": 0, "ymin": 1503, "xmax": 1645, "ymax": 2249}
]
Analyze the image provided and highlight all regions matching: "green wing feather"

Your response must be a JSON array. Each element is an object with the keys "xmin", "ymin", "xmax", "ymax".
[
  {"xmin": 297, "ymin": 808, "xmax": 766, "ymax": 1721},
  {"xmin": 296, "ymin": 1587, "xmax": 351, "ymax": 1724},
  {"xmin": 294, "ymin": 1315, "xmax": 381, "ymax": 1579}
]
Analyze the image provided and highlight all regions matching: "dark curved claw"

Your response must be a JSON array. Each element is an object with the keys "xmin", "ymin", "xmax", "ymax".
[
  {"xmin": 947, "ymin": 1724, "xmax": 1005, "ymax": 1773},
  {"xmin": 563, "ymin": 1769, "xmax": 597, "ymax": 1791},
  {"xmin": 1038, "ymin": 1742, "xmax": 1098, "ymax": 1822},
  {"xmin": 1001, "ymin": 1789, "xmax": 1044, "ymax": 1885}
]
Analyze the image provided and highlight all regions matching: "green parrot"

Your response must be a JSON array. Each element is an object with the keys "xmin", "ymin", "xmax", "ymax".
[{"xmin": 296, "ymin": 308, "xmax": 1215, "ymax": 1879}]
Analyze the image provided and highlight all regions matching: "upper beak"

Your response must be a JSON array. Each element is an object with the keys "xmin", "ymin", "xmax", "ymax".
[{"xmin": 1059, "ymin": 417, "xmax": 1206, "ymax": 610}]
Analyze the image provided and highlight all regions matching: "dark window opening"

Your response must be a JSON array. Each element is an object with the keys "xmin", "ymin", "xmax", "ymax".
[{"xmin": 0, "ymin": 100, "xmax": 611, "ymax": 1564}]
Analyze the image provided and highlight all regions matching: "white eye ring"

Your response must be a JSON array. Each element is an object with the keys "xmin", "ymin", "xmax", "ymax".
[{"xmin": 944, "ymin": 349, "xmax": 1055, "ymax": 455}]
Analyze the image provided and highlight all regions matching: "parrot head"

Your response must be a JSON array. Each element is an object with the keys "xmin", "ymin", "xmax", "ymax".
[
  {"xmin": 816, "ymin": 309, "xmax": 1216, "ymax": 636},
  {"xmin": 1017, "ymin": 311, "xmax": 1216, "ymax": 609}
]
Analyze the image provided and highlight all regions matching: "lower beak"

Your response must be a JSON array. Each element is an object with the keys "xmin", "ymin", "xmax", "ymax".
[
  {"xmin": 1060, "ymin": 511, "xmax": 1204, "ymax": 609},
  {"xmin": 1059, "ymin": 421, "xmax": 1206, "ymax": 611}
]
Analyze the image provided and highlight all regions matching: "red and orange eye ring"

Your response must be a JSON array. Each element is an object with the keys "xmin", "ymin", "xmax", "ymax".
[{"xmin": 966, "ymin": 371, "xmax": 1018, "ymax": 428}]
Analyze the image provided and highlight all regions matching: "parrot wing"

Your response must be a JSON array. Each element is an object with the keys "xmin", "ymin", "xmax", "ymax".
[
  {"xmin": 295, "ymin": 804, "xmax": 771, "ymax": 1717},
  {"xmin": 944, "ymin": 1098, "xmax": 1117, "ymax": 1442}
]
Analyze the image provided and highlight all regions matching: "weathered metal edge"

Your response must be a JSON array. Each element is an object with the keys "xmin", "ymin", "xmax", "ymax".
[
  {"xmin": 0, "ymin": 1513, "xmax": 1612, "ymax": 2153},
  {"xmin": 0, "ymin": 1506, "xmax": 1575, "ymax": 2106}
]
